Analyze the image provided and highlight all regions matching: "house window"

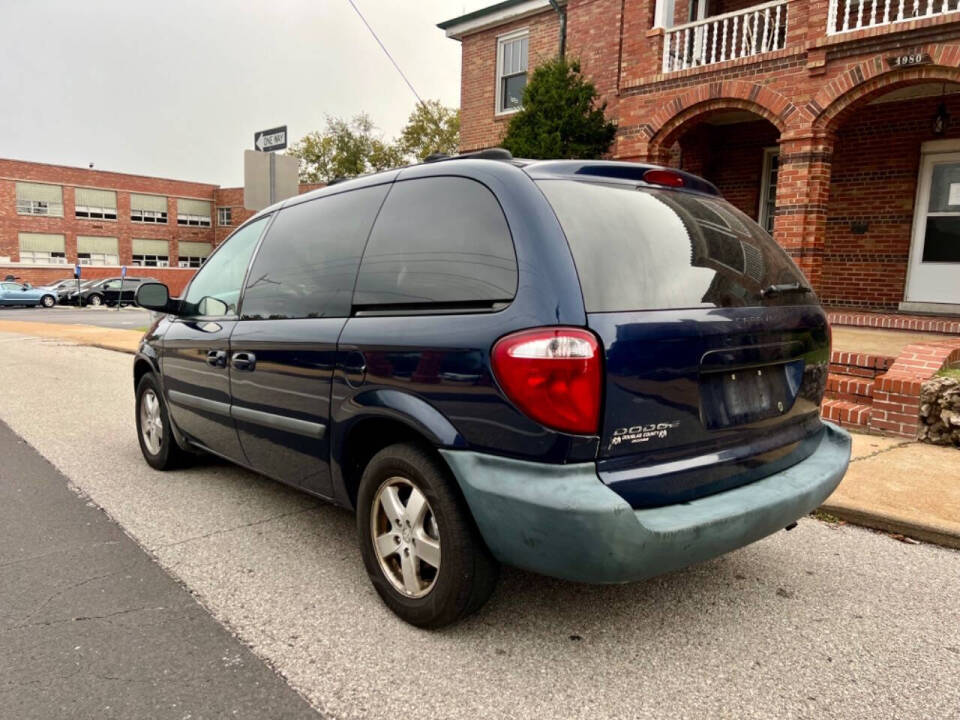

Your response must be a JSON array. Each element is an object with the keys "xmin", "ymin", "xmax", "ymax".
[
  {"xmin": 177, "ymin": 199, "xmax": 212, "ymax": 227},
  {"xmin": 19, "ymin": 233, "xmax": 67, "ymax": 264},
  {"xmin": 132, "ymin": 239, "xmax": 170, "ymax": 267},
  {"xmin": 758, "ymin": 147, "xmax": 779, "ymax": 234},
  {"xmin": 75, "ymin": 188, "xmax": 117, "ymax": 220},
  {"xmin": 16, "ymin": 182, "xmax": 64, "ymax": 217},
  {"xmin": 177, "ymin": 241, "xmax": 212, "ymax": 268},
  {"xmin": 132, "ymin": 254, "xmax": 169, "ymax": 267},
  {"xmin": 496, "ymin": 31, "xmax": 528, "ymax": 114},
  {"xmin": 77, "ymin": 236, "xmax": 119, "ymax": 266},
  {"xmin": 131, "ymin": 194, "xmax": 168, "ymax": 223},
  {"xmin": 20, "ymin": 251, "xmax": 67, "ymax": 264},
  {"xmin": 217, "ymin": 207, "xmax": 232, "ymax": 226}
]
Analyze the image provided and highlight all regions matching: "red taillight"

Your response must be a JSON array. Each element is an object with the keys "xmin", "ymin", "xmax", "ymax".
[
  {"xmin": 491, "ymin": 327, "xmax": 602, "ymax": 435},
  {"xmin": 643, "ymin": 169, "xmax": 685, "ymax": 187}
]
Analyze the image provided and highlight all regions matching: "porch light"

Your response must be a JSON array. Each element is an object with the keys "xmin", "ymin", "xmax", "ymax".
[{"xmin": 933, "ymin": 102, "xmax": 950, "ymax": 136}]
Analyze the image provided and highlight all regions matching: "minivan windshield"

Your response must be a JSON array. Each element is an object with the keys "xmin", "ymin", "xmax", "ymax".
[{"xmin": 538, "ymin": 180, "xmax": 816, "ymax": 312}]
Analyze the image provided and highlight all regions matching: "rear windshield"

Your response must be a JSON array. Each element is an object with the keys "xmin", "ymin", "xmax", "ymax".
[{"xmin": 538, "ymin": 179, "xmax": 815, "ymax": 312}]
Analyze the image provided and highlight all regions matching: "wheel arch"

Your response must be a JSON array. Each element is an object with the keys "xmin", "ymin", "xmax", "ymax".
[{"xmin": 332, "ymin": 389, "xmax": 467, "ymax": 510}]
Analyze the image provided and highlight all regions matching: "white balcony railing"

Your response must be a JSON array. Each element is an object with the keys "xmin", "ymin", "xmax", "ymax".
[
  {"xmin": 662, "ymin": 0, "xmax": 788, "ymax": 73},
  {"xmin": 827, "ymin": 0, "xmax": 960, "ymax": 34}
]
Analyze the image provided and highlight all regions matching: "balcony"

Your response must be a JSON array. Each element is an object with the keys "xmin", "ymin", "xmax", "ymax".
[
  {"xmin": 827, "ymin": 0, "xmax": 960, "ymax": 34},
  {"xmin": 662, "ymin": 0, "xmax": 788, "ymax": 73}
]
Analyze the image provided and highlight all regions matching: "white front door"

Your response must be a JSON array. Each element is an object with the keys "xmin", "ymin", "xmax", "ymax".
[{"xmin": 905, "ymin": 146, "xmax": 960, "ymax": 306}]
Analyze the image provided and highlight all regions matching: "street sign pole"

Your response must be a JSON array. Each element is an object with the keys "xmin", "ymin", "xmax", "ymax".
[
  {"xmin": 118, "ymin": 265, "xmax": 127, "ymax": 312},
  {"xmin": 74, "ymin": 264, "xmax": 81, "ymax": 309},
  {"xmin": 269, "ymin": 151, "xmax": 276, "ymax": 206}
]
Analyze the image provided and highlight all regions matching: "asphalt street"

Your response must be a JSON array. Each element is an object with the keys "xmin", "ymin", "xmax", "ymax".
[
  {"xmin": 0, "ymin": 418, "xmax": 320, "ymax": 720},
  {"xmin": 0, "ymin": 306, "xmax": 152, "ymax": 329},
  {"xmin": 1, "ymin": 332, "xmax": 959, "ymax": 720}
]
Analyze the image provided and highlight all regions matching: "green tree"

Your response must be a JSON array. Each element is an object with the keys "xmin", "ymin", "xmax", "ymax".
[
  {"xmin": 399, "ymin": 100, "xmax": 461, "ymax": 161},
  {"xmin": 288, "ymin": 114, "xmax": 404, "ymax": 183},
  {"xmin": 501, "ymin": 57, "xmax": 616, "ymax": 159}
]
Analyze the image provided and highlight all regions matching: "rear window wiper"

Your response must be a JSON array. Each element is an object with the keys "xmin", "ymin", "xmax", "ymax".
[{"xmin": 760, "ymin": 282, "xmax": 812, "ymax": 298}]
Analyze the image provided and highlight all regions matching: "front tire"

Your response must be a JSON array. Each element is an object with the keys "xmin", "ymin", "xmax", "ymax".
[
  {"xmin": 135, "ymin": 373, "xmax": 190, "ymax": 470},
  {"xmin": 356, "ymin": 443, "xmax": 498, "ymax": 628},
  {"xmin": 88, "ymin": 294, "xmax": 102, "ymax": 307},
  {"xmin": 41, "ymin": 294, "xmax": 55, "ymax": 308}
]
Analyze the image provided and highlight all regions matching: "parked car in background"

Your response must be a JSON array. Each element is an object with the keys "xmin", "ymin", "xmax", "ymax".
[
  {"xmin": 34, "ymin": 278, "xmax": 80, "ymax": 303},
  {"xmin": 0, "ymin": 281, "xmax": 57, "ymax": 307},
  {"xmin": 67, "ymin": 276, "xmax": 157, "ymax": 306},
  {"xmin": 131, "ymin": 153, "xmax": 852, "ymax": 628},
  {"xmin": 62, "ymin": 280, "xmax": 97, "ymax": 305}
]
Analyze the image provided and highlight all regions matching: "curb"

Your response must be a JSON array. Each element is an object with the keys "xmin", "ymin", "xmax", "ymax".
[{"xmin": 819, "ymin": 502, "xmax": 960, "ymax": 550}]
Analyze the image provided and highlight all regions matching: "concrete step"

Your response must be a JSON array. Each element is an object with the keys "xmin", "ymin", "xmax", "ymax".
[{"xmin": 821, "ymin": 398, "xmax": 873, "ymax": 429}]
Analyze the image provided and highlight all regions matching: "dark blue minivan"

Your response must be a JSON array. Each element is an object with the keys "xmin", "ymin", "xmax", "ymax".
[{"xmin": 133, "ymin": 152, "xmax": 851, "ymax": 627}]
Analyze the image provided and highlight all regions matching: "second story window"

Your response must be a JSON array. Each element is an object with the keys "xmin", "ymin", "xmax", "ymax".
[
  {"xmin": 131, "ymin": 193, "xmax": 168, "ymax": 223},
  {"xmin": 217, "ymin": 207, "xmax": 232, "ymax": 226},
  {"xmin": 497, "ymin": 30, "xmax": 528, "ymax": 115},
  {"xmin": 16, "ymin": 182, "xmax": 63, "ymax": 217},
  {"xmin": 75, "ymin": 188, "xmax": 117, "ymax": 220},
  {"xmin": 177, "ymin": 199, "xmax": 212, "ymax": 227}
]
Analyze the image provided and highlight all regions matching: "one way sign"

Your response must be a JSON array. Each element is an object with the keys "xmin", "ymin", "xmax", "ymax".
[{"xmin": 254, "ymin": 126, "xmax": 287, "ymax": 152}]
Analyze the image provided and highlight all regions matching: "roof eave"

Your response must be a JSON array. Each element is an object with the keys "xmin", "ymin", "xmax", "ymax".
[{"xmin": 437, "ymin": 0, "xmax": 559, "ymax": 40}]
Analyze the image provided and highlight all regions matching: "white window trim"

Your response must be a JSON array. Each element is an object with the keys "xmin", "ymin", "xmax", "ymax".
[
  {"xmin": 758, "ymin": 146, "xmax": 779, "ymax": 234},
  {"xmin": 495, "ymin": 28, "xmax": 529, "ymax": 118},
  {"xmin": 217, "ymin": 207, "xmax": 233, "ymax": 226}
]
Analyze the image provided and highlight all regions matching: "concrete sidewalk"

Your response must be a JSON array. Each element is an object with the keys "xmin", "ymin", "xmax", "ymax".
[
  {"xmin": 824, "ymin": 434, "xmax": 960, "ymax": 549},
  {"xmin": 2, "ymin": 320, "xmax": 959, "ymax": 550},
  {"xmin": 0, "ymin": 319, "xmax": 142, "ymax": 354}
]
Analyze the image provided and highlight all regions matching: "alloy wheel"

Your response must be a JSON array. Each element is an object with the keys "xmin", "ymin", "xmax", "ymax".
[
  {"xmin": 370, "ymin": 477, "xmax": 441, "ymax": 598},
  {"xmin": 140, "ymin": 389, "xmax": 163, "ymax": 455}
]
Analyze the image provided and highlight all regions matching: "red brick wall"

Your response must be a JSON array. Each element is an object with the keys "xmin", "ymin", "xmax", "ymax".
[
  {"xmin": 458, "ymin": 10, "xmax": 561, "ymax": 151},
  {"xmin": 822, "ymin": 93, "xmax": 960, "ymax": 310},
  {"xmin": 0, "ymin": 158, "xmax": 218, "ymax": 267},
  {"xmin": 1, "ymin": 160, "xmax": 325, "ymax": 295}
]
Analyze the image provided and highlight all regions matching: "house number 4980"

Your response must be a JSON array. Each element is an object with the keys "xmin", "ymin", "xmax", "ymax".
[{"xmin": 886, "ymin": 52, "xmax": 931, "ymax": 68}]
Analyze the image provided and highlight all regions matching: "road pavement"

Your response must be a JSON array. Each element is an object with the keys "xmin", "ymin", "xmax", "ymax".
[
  {"xmin": 1, "ymin": 333, "xmax": 959, "ymax": 720},
  {"xmin": 0, "ymin": 306, "xmax": 151, "ymax": 329},
  {"xmin": 0, "ymin": 418, "xmax": 320, "ymax": 719}
]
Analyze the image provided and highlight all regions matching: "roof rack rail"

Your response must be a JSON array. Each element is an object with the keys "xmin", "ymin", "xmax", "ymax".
[{"xmin": 423, "ymin": 147, "xmax": 513, "ymax": 164}]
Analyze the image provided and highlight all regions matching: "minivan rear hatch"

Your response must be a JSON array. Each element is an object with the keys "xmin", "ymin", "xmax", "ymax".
[{"xmin": 537, "ymin": 177, "xmax": 831, "ymax": 509}]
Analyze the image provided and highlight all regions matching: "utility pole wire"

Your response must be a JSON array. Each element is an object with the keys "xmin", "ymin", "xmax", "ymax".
[{"xmin": 345, "ymin": 0, "xmax": 425, "ymax": 107}]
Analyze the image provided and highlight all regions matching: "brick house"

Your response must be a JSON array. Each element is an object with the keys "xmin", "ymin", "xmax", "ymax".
[
  {"xmin": 0, "ymin": 158, "xmax": 322, "ymax": 294},
  {"xmin": 439, "ymin": 0, "xmax": 960, "ymax": 316}
]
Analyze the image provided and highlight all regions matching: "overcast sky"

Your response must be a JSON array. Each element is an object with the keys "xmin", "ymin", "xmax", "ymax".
[{"xmin": 0, "ymin": 0, "xmax": 490, "ymax": 186}]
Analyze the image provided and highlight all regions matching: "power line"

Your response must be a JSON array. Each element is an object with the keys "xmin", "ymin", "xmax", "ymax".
[{"xmin": 345, "ymin": 0, "xmax": 424, "ymax": 107}]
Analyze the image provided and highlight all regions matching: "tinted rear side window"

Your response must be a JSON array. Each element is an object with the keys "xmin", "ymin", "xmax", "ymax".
[
  {"xmin": 538, "ymin": 180, "xmax": 814, "ymax": 312},
  {"xmin": 240, "ymin": 185, "xmax": 389, "ymax": 319},
  {"xmin": 354, "ymin": 177, "xmax": 517, "ymax": 308}
]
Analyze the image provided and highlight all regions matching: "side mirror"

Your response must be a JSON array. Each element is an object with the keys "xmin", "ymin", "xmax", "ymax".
[
  {"xmin": 198, "ymin": 296, "xmax": 229, "ymax": 317},
  {"xmin": 136, "ymin": 282, "xmax": 173, "ymax": 312}
]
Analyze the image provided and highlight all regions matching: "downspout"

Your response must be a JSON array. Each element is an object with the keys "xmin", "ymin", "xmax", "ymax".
[{"xmin": 547, "ymin": 0, "xmax": 567, "ymax": 58}]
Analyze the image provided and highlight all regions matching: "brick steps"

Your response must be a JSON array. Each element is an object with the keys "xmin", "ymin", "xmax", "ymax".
[
  {"xmin": 820, "ymin": 351, "xmax": 896, "ymax": 430},
  {"xmin": 821, "ymin": 398, "xmax": 873, "ymax": 429},
  {"xmin": 824, "ymin": 374, "xmax": 874, "ymax": 403}
]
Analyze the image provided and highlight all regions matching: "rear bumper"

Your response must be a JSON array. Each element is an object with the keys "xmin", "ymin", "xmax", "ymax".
[{"xmin": 439, "ymin": 422, "xmax": 851, "ymax": 584}]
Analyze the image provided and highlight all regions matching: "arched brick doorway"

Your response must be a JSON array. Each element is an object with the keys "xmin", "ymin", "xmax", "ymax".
[{"xmin": 813, "ymin": 65, "xmax": 960, "ymax": 313}]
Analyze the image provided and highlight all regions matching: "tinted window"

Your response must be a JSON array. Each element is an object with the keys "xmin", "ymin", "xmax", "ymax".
[
  {"xmin": 241, "ymin": 186, "xmax": 389, "ymax": 320},
  {"xmin": 354, "ymin": 177, "xmax": 517, "ymax": 308},
  {"xmin": 538, "ymin": 180, "xmax": 814, "ymax": 312},
  {"xmin": 184, "ymin": 216, "xmax": 268, "ymax": 317}
]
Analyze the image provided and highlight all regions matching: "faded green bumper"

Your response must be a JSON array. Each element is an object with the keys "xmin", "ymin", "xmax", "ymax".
[{"xmin": 439, "ymin": 422, "xmax": 851, "ymax": 584}]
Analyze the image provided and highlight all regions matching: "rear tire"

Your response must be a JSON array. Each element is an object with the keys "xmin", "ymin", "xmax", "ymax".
[
  {"xmin": 41, "ymin": 294, "xmax": 55, "ymax": 308},
  {"xmin": 135, "ymin": 373, "xmax": 191, "ymax": 470},
  {"xmin": 356, "ymin": 443, "xmax": 498, "ymax": 628}
]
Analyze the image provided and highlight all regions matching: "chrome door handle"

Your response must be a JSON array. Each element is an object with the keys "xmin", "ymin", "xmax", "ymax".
[
  {"xmin": 231, "ymin": 352, "xmax": 256, "ymax": 371},
  {"xmin": 206, "ymin": 350, "xmax": 227, "ymax": 368}
]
